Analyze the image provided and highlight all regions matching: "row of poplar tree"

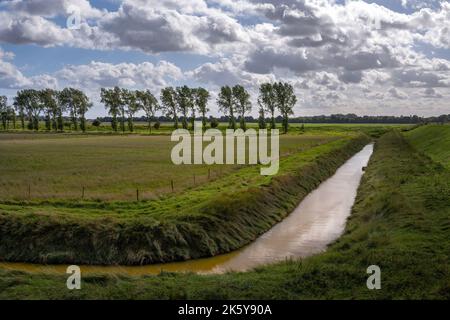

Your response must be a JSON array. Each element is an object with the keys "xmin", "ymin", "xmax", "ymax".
[{"xmin": 0, "ymin": 81, "xmax": 297, "ymax": 133}]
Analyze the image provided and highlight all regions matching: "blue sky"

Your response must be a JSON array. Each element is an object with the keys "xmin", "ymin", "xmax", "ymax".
[{"xmin": 0, "ymin": 0, "xmax": 449, "ymax": 118}]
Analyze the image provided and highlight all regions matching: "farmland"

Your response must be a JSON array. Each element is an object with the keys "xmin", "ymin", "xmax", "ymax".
[
  {"xmin": 0, "ymin": 125, "xmax": 448, "ymax": 299},
  {"xmin": 0, "ymin": 126, "xmax": 374, "ymax": 265}
]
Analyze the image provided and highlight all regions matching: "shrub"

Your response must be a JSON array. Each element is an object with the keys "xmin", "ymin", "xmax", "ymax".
[{"xmin": 210, "ymin": 118, "xmax": 219, "ymax": 128}]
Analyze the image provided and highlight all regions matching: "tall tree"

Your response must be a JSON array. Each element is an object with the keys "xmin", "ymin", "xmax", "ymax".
[
  {"xmin": 122, "ymin": 89, "xmax": 139, "ymax": 132},
  {"xmin": 13, "ymin": 93, "xmax": 26, "ymax": 130},
  {"xmin": 59, "ymin": 88, "xmax": 78, "ymax": 131},
  {"xmin": 273, "ymin": 82, "xmax": 297, "ymax": 133},
  {"xmin": 137, "ymin": 90, "xmax": 159, "ymax": 133},
  {"xmin": 258, "ymin": 107, "xmax": 266, "ymax": 129},
  {"xmin": 161, "ymin": 87, "xmax": 178, "ymax": 129},
  {"xmin": 100, "ymin": 87, "xmax": 121, "ymax": 132},
  {"xmin": 232, "ymin": 85, "xmax": 252, "ymax": 130},
  {"xmin": 21, "ymin": 89, "xmax": 41, "ymax": 130},
  {"xmin": 175, "ymin": 86, "xmax": 193, "ymax": 130},
  {"xmin": 39, "ymin": 89, "xmax": 59, "ymax": 131},
  {"xmin": 0, "ymin": 96, "xmax": 7, "ymax": 130},
  {"xmin": 217, "ymin": 85, "xmax": 236, "ymax": 129},
  {"xmin": 258, "ymin": 83, "xmax": 277, "ymax": 129},
  {"xmin": 72, "ymin": 89, "xmax": 91, "ymax": 132},
  {"xmin": 193, "ymin": 87, "xmax": 210, "ymax": 129},
  {"xmin": 8, "ymin": 106, "xmax": 16, "ymax": 129}
]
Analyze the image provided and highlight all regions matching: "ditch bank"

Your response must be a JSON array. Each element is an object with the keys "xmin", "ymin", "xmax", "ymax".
[{"xmin": 0, "ymin": 135, "xmax": 370, "ymax": 265}]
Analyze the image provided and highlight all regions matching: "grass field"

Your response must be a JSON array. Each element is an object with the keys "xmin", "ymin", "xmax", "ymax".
[
  {"xmin": 0, "ymin": 126, "xmax": 373, "ymax": 264},
  {"xmin": 0, "ymin": 132, "xmax": 342, "ymax": 201},
  {"xmin": 0, "ymin": 127, "xmax": 448, "ymax": 299},
  {"xmin": 404, "ymin": 124, "xmax": 450, "ymax": 169}
]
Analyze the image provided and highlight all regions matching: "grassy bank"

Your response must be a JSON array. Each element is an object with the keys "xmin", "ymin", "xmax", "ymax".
[
  {"xmin": 0, "ymin": 133, "xmax": 369, "ymax": 265},
  {"xmin": 404, "ymin": 124, "xmax": 450, "ymax": 169},
  {"xmin": 1, "ymin": 129, "xmax": 447, "ymax": 299}
]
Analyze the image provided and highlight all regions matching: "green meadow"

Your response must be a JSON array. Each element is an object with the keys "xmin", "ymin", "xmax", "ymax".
[{"xmin": 0, "ymin": 124, "xmax": 448, "ymax": 299}]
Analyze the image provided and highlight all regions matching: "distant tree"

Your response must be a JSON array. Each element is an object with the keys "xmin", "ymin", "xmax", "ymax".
[
  {"xmin": 232, "ymin": 85, "xmax": 252, "ymax": 130},
  {"xmin": 13, "ymin": 93, "xmax": 27, "ymax": 130},
  {"xmin": 273, "ymin": 82, "xmax": 297, "ymax": 133},
  {"xmin": 193, "ymin": 87, "xmax": 210, "ymax": 129},
  {"xmin": 72, "ymin": 89, "xmax": 91, "ymax": 132},
  {"xmin": 122, "ymin": 89, "xmax": 139, "ymax": 132},
  {"xmin": 161, "ymin": 87, "xmax": 178, "ymax": 129},
  {"xmin": 154, "ymin": 121, "xmax": 161, "ymax": 130},
  {"xmin": 20, "ymin": 89, "xmax": 41, "ymax": 130},
  {"xmin": 92, "ymin": 118, "xmax": 101, "ymax": 130},
  {"xmin": 258, "ymin": 107, "xmax": 266, "ymax": 129},
  {"xmin": 8, "ymin": 106, "xmax": 16, "ymax": 129},
  {"xmin": 136, "ymin": 90, "xmax": 159, "ymax": 133},
  {"xmin": 0, "ymin": 96, "xmax": 7, "ymax": 130},
  {"xmin": 59, "ymin": 88, "xmax": 79, "ymax": 131},
  {"xmin": 210, "ymin": 117, "xmax": 219, "ymax": 128},
  {"xmin": 258, "ymin": 83, "xmax": 277, "ymax": 129},
  {"xmin": 100, "ymin": 87, "xmax": 121, "ymax": 132},
  {"xmin": 217, "ymin": 86, "xmax": 236, "ymax": 129},
  {"xmin": 39, "ymin": 89, "xmax": 59, "ymax": 131},
  {"xmin": 176, "ymin": 86, "xmax": 193, "ymax": 129}
]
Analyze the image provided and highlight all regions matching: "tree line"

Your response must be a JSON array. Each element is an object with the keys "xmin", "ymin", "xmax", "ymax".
[
  {"xmin": 0, "ymin": 82, "xmax": 297, "ymax": 133},
  {"xmin": 0, "ymin": 88, "xmax": 91, "ymax": 132},
  {"xmin": 99, "ymin": 82, "xmax": 296, "ymax": 133}
]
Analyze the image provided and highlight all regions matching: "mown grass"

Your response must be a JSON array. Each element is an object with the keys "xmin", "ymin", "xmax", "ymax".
[
  {"xmin": 0, "ymin": 132, "xmax": 340, "ymax": 201},
  {"xmin": 0, "ymin": 129, "xmax": 447, "ymax": 299},
  {"xmin": 0, "ymin": 130, "xmax": 370, "ymax": 264},
  {"xmin": 404, "ymin": 124, "xmax": 450, "ymax": 169}
]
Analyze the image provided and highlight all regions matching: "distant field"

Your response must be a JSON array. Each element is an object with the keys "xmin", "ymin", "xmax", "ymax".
[
  {"xmin": 0, "ymin": 132, "xmax": 340, "ymax": 201},
  {"xmin": 404, "ymin": 124, "xmax": 450, "ymax": 169}
]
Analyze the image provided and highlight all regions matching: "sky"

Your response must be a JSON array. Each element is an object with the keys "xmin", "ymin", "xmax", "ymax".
[{"xmin": 0, "ymin": 0, "xmax": 449, "ymax": 118}]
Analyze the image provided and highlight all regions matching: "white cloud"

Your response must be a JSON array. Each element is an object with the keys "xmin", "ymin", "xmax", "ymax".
[{"xmin": 0, "ymin": 0, "xmax": 449, "ymax": 116}]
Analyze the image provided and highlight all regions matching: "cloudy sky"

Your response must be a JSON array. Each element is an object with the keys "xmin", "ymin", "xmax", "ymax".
[{"xmin": 0, "ymin": 0, "xmax": 449, "ymax": 118}]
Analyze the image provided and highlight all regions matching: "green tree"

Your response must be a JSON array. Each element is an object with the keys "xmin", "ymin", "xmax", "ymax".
[
  {"xmin": 8, "ymin": 106, "xmax": 16, "ymax": 129},
  {"xmin": 193, "ymin": 87, "xmax": 210, "ymax": 129},
  {"xmin": 20, "ymin": 89, "xmax": 41, "ymax": 130},
  {"xmin": 59, "ymin": 88, "xmax": 78, "ymax": 131},
  {"xmin": 39, "ymin": 89, "xmax": 59, "ymax": 131},
  {"xmin": 258, "ymin": 83, "xmax": 277, "ymax": 129},
  {"xmin": 73, "ymin": 89, "xmax": 91, "ymax": 132},
  {"xmin": 122, "ymin": 89, "xmax": 139, "ymax": 132},
  {"xmin": 273, "ymin": 82, "xmax": 297, "ymax": 133},
  {"xmin": 100, "ymin": 87, "xmax": 121, "ymax": 132},
  {"xmin": 232, "ymin": 85, "xmax": 252, "ymax": 130},
  {"xmin": 137, "ymin": 90, "xmax": 159, "ymax": 133},
  {"xmin": 176, "ymin": 86, "xmax": 193, "ymax": 129},
  {"xmin": 92, "ymin": 118, "xmax": 101, "ymax": 130},
  {"xmin": 161, "ymin": 87, "xmax": 178, "ymax": 129},
  {"xmin": 217, "ymin": 85, "xmax": 236, "ymax": 129},
  {"xmin": 13, "ymin": 93, "xmax": 27, "ymax": 130},
  {"xmin": 258, "ymin": 107, "xmax": 266, "ymax": 129},
  {"xmin": 0, "ymin": 96, "xmax": 7, "ymax": 130}
]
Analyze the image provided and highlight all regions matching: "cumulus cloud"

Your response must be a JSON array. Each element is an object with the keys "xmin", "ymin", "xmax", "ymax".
[
  {"xmin": 56, "ymin": 60, "xmax": 183, "ymax": 89},
  {"xmin": 0, "ymin": 0, "xmax": 449, "ymax": 116}
]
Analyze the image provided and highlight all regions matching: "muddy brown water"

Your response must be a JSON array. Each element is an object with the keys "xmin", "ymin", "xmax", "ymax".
[{"xmin": 0, "ymin": 144, "xmax": 374, "ymax": 276}]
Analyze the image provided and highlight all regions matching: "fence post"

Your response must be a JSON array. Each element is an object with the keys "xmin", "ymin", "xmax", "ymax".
[
  {"xmin": 171, "ymin": 180, "xmax": 174, "ymax": 192},
  {"xmin": 136, "ymin": 188, "xmax": 139, "ymax": 202}
]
